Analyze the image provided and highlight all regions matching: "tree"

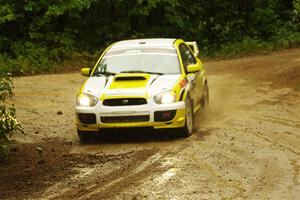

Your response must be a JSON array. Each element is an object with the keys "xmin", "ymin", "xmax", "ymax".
[{"xmin": 0, "ymin": 0, "xmax": 300, "ymax": 72}]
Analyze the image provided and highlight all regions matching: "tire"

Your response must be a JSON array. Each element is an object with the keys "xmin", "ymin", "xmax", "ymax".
[
  {"xmin": 180, "ymin": 97, "xmax": 194, "ymax": 137},
  {"xmin": 201, "ymin": 82, "xmax": 209, "ymax": 109},
  {"xmin": 77, "ymin": 130, "xmax": 98, "ymax": 143}
]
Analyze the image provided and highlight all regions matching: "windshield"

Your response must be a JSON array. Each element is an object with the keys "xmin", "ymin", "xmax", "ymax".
[{"xmin": 93, "ymin": 48, "xmax": 181, "ymax": 76}]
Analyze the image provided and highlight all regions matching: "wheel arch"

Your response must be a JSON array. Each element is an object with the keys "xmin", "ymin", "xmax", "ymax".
[
  {"xmin": 179, "ymin": 87, "xmax": 195, "ymax": 112},
  {"xmin": 179, "ymin": 86, "xmax": 191, "ymax": 102}
]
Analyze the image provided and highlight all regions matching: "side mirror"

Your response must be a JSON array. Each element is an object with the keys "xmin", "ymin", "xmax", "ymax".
[
  {"xmin": 81, "ymin": 68, "xmax": 91, "ymax": 76},
  {"xmin": 187, "ymin": 64, "xmax": 201, "ymax": 73}
]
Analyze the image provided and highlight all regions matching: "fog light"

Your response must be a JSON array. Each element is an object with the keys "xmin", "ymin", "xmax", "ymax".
[
  {"xmin": 154, "ymin": 110, "xmax": 177, "ymax": 122},
  {"xmin": 78, "ymin": 113, "xmax": 96, "ymax": 124},
  {"xmin": 162, "ymin": 111, "xmax": 172, "ymax": 120}
]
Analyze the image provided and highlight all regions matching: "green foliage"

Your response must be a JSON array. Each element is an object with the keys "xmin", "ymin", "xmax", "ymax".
[
  {"xmin": 0, "ymin": 4, "xmax": 16, "ymax": 24},
  {"xmin": 0, "ymin": 0, "xmax": 93, "ymax": 74},
  {"xmin": 0, "ymin": 69, "xmax": 23, "ymax": 141},
  {"xmin": 294, "ymin": 0, "xmax": 300, "ymax": 27},
  {"xmin": 0, "ymin": 0, "xmax": 300, "ymax": 73}
]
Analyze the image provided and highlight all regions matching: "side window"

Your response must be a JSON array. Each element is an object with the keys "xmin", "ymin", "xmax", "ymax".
[
  {"xmin": 185, "ymin": 46, "xmax": 196, "ymax": 64},
  {"xmin": 179, "ymin": 44, "xmax": 189, "ymax": 71},
  {"xmin": 188, "ymin": 45, "xmax": 194, "ymax": 53},
  {"xmin": 179, "ymin": 44, "xmax": 196, "ymax": 72}
]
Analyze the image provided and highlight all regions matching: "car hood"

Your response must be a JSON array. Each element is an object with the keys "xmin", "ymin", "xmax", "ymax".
[{"xmin": 81, "ymin": 74, "xmax": 181, "ymax": 99}]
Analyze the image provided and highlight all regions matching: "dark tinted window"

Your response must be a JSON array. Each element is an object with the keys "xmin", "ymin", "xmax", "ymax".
[
  {"xmin": 179, "ymin": 44, "xmax": 197, "ymax": 72},
  {"xmin": 179, "ymin": 45, "xmax": 189, "ymax": 70}
]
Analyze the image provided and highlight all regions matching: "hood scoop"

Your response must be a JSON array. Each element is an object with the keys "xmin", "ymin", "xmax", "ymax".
[
  {"xmin": 114, "ymin": 74, "xmax": 149, "ymax": 81},
  {"xmin": 115, "ymin": 76, "xmax": 146, "ymax": 81}
]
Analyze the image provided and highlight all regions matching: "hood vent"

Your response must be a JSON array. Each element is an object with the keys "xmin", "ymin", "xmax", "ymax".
[{"xmin": 115, "ymin": 76, "xmax": 146, "ymax": 81}]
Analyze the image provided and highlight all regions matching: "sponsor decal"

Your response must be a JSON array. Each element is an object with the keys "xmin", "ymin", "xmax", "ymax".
[
  {"xmin": 105, "ymin": 89, "xmax": 145, "ymax": 96},
  {"xmin": 179, "ymin": 79, "xmax": 187, "ymax": 88}
]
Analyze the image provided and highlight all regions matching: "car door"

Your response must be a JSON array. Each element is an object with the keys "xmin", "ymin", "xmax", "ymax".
[
  {"xmin": 185, "ymin": 45, "xmax": 204, "ymax": 106},
  {"xmin": 179, "ymin": 44, "xmax": 202, "ymax": 106}
]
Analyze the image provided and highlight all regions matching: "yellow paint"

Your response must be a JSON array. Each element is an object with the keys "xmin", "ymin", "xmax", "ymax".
[
  {"xmin": 109, "ymin": 74, "xmax": 150, "ymax": 89},
  {"xmin": 81, "ymin": 68, "xmax": 90, "ymax": 76},
  {"xmin": 187, "ymin": 63, "xmax": 201, "ymax": 73},
  {"xmin": 174, "ymin": 39, "xmax": 186, "ymax": 76},
  {"xmin": 171, "ymin": 75, "xmax": 186, "ymax": 101}
]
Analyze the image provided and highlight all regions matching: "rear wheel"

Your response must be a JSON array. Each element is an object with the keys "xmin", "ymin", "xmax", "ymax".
[
  {"xmin": 201, "ymin": 83, "xmax": 209, "ymax": 109},
  {"xmin": 180, "ymin": 97, "xmax": 194, "ymax": 137},
  {"xmin": 77, "ymin": 130, "xmax": 98, "ymax": 143}
]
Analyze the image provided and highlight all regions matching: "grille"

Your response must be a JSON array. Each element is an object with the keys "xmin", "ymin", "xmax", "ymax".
[
  {"xmin": 101, "ymin": 115, "xmax": 149, "ymax": 123},
  {"xmin": 103, "ymin": 98, "xmax": 147, "ymax": 106}
]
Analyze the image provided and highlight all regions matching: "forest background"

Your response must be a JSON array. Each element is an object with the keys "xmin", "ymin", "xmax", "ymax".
[{"xmin": 0, "ymin": 0, "xmax": 299, "ymax": 74}]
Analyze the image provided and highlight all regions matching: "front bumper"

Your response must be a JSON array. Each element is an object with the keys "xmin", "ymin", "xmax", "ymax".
[{"xmin": 75, "ymin": 99, "xmax": 186, "ymax": 131}]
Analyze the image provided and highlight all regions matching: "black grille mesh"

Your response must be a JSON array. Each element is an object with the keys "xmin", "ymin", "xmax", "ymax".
[
  {"xmin": 103, "ymin": 98, "xmax": 147, "ymax": 106},
  {"xmin": 101, "ymin": 115, "xmax": 149, "ymax": 123}
]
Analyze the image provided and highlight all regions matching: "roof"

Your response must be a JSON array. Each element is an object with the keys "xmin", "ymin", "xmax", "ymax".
[{"xmin": 110, "ymin": 38, "xmax": 177, "ymax": 50}]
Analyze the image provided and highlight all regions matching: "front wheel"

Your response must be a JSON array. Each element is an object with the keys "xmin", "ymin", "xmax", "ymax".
[
  {"xmin": 77, "ymin": 130, "xmax": 98, "ymax": 143},
  {"xmin": 180, "ymin": 97, "xmax": 194, "ymax": 137}
]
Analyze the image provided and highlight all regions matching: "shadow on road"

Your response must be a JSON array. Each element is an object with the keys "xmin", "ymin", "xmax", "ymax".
[{"xmin": 80, "ymin": 128, "xmax": 184, "ymax": 145}]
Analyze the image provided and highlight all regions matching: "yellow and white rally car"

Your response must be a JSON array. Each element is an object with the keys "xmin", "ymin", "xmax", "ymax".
[{"xmin": 76, "ymin": 38, "xmax": 209, "ymax": 142}]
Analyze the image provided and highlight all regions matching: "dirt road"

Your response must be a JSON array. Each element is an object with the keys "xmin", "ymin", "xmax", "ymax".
[{"xmin": 1, "ymin": 49, "xmax": 300, "ymax": 199}]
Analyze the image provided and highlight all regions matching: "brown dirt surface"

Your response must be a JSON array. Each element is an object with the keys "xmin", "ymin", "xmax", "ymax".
[
  {"xmin": 207, "ymin": 48, "xmax": 300, "ymax": 89},
  {"xmin": 0, "ymin": 138, "xmax": 142, "ymax": 200},
  {"xmin": 1, "ymin": 48, "xmax": 300, "ymax": 200}
]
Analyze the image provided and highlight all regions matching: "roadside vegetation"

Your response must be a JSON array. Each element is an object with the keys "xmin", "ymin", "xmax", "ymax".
[
  {"xmin": 0, "ymin": 0, "xmax": 300, "ymax": 74},
  {"xmin": 0, "ymin": 69, "xmax": 23, "ymax": 159}
]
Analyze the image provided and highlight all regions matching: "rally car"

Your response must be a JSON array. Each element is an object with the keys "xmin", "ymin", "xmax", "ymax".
[{"xmin": 75, "ymin": 38, "xmax": 209, "ymax": 142}]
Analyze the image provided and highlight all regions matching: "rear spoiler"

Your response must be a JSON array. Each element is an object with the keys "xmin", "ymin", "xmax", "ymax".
[{"xmin": 186, "ymin": 41, "xmax": 200, "ymax": 58}]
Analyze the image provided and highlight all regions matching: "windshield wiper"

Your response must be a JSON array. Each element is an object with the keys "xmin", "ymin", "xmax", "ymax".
[
  {"xmin": 92, "ymin": 71, "xmax": 116, "ymax": 77},
  {"xmin": 120, "ymin": 70, "xmax": 164, "ymax": 75}
]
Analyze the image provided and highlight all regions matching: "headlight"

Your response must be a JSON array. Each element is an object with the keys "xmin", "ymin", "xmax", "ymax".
[
  {"xmin": 154, "ymin": 91, "xmax": 176, "ymax": 104},
  {"xmin": 76, "ymin": 93, "xmax": 98, "ymax": 106}
]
